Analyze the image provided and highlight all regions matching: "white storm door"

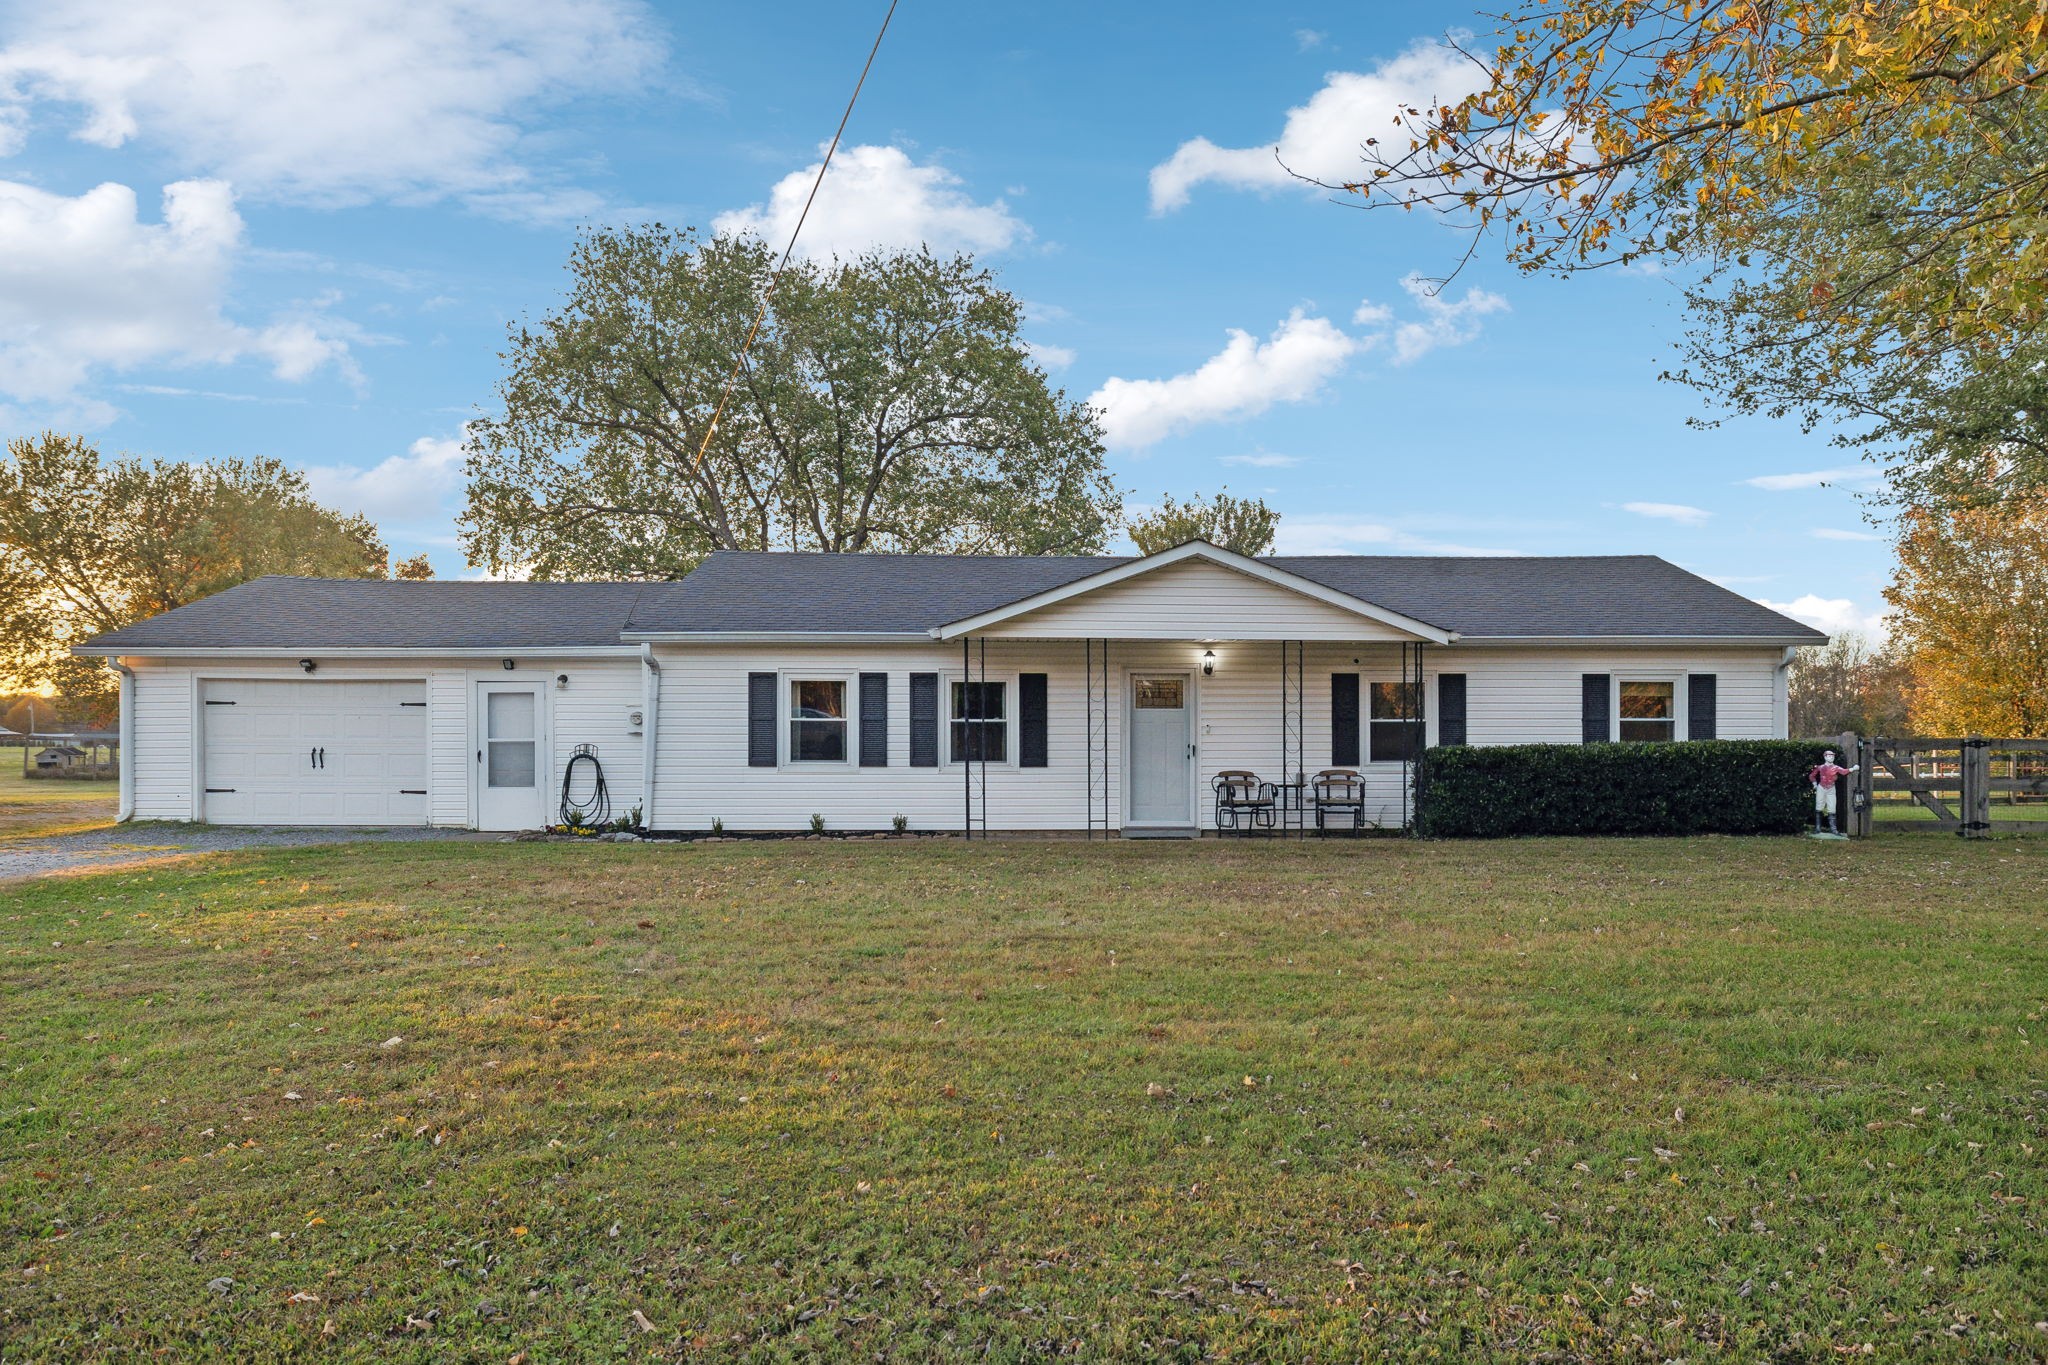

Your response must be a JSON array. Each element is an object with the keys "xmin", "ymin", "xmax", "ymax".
[
  {"xmin": 476, "ymin": 684, "xmax": 547, "ymax": 831},
  {"xmin": 1126, "ymin": 674, "xmax": 1194, "ymax": 827}
]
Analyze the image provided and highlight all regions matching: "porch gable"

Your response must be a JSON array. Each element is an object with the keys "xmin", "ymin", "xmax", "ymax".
[{"xmin": 933, "ymin": 542, "xmax": 1454, "ymax": 643}]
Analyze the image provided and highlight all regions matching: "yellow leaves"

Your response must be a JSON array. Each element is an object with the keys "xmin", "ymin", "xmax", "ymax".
[{"xmin": 512, "ymin": 1225, "xmax": 529, "ymax": 1238}]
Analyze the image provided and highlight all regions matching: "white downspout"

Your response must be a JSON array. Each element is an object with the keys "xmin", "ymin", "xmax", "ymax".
[
  {"xmin": 110, "ymin": 657, "xmax": 136, "ymax": 822},
  {"xmin": 1773, "ymin": 646, "xmax": 1798, "ymax": 738},
  {"xmin": 639, "ymin": 643, "xmax": 661, "ymax": 830}
]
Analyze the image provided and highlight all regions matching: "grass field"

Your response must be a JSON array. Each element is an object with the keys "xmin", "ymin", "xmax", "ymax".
[
  {"xmin": 3, "ymin": 834, "xmax": 2043, "ymax": 1361},
  {"xmin": 0, "ymin": 765, "xmax": 116, "ymax": 840}
]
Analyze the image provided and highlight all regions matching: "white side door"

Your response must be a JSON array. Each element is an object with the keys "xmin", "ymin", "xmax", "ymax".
[
  {"xmin": 1125, "ymin": 673, "xmax": 1194, "ymax": 831},
  {"xmin": 475, "ymin": 683, "xmax": 548, "ymax": 831}
]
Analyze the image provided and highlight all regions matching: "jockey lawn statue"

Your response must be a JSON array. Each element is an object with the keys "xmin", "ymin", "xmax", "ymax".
[{"xmin": 1807, "ymin": 748, "xmax": 1859, "ymax": 837}]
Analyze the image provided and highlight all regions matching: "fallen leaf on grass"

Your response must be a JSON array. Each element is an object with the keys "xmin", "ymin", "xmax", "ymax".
[
  {"xmin": 630, "ymin": 1308, "xmax": 656, "ymax": 1333},
  {"xmin": 286, "ymin": 1291, "xmax": 320, "ymax": 1304},
  {"xmin": 380, "ymin": 1037, "xmax": 404, "ymax": 1049}
]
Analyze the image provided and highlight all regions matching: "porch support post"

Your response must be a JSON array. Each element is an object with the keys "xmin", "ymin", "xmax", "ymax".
[{"xmin": 962, "ymin": 636, "xmax": 971, "ymax": 839}]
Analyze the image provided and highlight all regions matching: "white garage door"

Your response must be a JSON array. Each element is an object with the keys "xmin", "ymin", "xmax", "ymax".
[{"xmin": 201, "ymin": 680, "xmax": 430, "ymax": 826}]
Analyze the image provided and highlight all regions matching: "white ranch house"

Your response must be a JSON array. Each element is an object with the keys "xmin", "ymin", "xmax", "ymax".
[{"xmin": 77, "ymin": 542, "xmax": 1825, "ymax": 836}]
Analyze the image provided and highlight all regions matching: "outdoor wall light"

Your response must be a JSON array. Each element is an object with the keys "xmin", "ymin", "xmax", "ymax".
[
  {"xmin": 298, "ymin": 658, "xmax": 316, "ymax": 674},
  {"xmin": 501, "ymin": 658, "xmax": 516, "ymax": 671},
  {"xmin": 555, "ymin": 673, "xmax": 569, "ymax": 690},
  {"xmin": 1201, "ymin": 649, "xmax": 1217, "ymax": 677}
]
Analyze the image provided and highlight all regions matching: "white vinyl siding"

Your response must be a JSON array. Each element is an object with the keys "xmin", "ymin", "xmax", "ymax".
[
  {"xmin": 974, "ymin": 558, "xmax": 1416, "ymax": 641},
  {"xmin": 121, "ymin": 655, "xmax": 645, "ymax": 828},
  {"xmin": 649, "ymin": 641, "xmax": 1785, "ymax": 833},
  {"xmin": 117, "ymin": 643, "xmax": 1782, "ymax": 832}
]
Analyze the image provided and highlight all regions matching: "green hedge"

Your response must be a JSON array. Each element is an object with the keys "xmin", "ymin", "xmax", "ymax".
[{"xmin": 1415, "ymin": 740, "xmax": 1829, "ymax": 838}]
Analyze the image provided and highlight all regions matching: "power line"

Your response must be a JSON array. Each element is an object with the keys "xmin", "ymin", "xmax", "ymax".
[{"xmin": 692, "ymin": 0, "xmax": 901, "ymax": 472}]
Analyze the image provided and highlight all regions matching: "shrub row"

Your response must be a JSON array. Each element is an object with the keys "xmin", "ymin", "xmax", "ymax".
[{"xmin": 1415, "ymin": 740, "xmax": 1830, "ymax": 838}]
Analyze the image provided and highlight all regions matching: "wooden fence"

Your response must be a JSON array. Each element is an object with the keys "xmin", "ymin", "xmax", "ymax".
[{"xmin": 1829, "ymin": 733, "xmax": 2048, "ymax": 838}]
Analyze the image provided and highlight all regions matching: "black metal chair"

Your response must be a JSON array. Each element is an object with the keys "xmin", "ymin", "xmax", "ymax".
[
  {"xmin": 1212, "ymin": 770, "xmax": 1277, "ymax": 833},
  {"xmin": 1311, "ymin": 768, "xmax": 1366, "ymax": 834}
]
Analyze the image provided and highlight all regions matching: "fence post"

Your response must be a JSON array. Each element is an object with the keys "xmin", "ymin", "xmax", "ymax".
[
  {"xmin": 1961, "ymin": 737, "xmax": 1991, "ymax": 838},
  {"xmin": 1852, "ymin": 735, "xmax": 1875, "ymax": 837}
]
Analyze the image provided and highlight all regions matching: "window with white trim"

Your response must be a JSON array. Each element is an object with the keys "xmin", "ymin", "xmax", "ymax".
[
  {"xmin": 950, "ymin": 680, "xmax": 1007, "ymax": 763},
  {"xmin": 788, "ymin": 679, "xmax": 848, "ymax": 762},
  {"xmin": 1618, "ymin": 679, "xmax": 1676, "ymax": 742},
  {"xmin": 1369, "ymin": 680, "xmax": 1422, "ymax": 762}
]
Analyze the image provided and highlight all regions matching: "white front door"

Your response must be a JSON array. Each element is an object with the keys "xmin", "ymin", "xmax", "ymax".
[
  {"xmin": 200, "ymin": 679, "xmax": 429, "ymax": 826},
  {"xmin": 476, "ymin": 683, "xmax": 548, "ymax": 831},
  {"xmin": 1126, "ymin": 673, "xmax": 1194, "ymax": 830}
]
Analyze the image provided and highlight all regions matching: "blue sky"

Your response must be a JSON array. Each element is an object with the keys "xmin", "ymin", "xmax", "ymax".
[{"xmin": 0, "ymin": 0, "xmax": 1889, "ymax": 636}]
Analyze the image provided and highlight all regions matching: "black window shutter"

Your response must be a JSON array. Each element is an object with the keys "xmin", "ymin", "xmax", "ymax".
[
  {"xmin": 1331, "ymin": 673, "xmax": 1360, "ymax": 766},
  {"xmin": 859, "ymin": 673, "xmax": 889, "ymax": 767},
  {"xmin": 747, "ymin": 672, "xmax": 778, "ymax": 767},
  {"xmin": 1581, "ymin": 674, "xmax": 1611, "ymax": 744},
  {"xmin": 1018, "ymin": 672, "xmax": 1049, "ymax": 768},
  {"xmin": 1437, "ymin": 673, "xmax": 1468, "ymax": 746},
  {"xmin": 1688, "ymin": 673, "xmax": 1717, "ymax": 740},
  {"xmin": 909, "ymin": 673, "xmax": 939, "ymax": 768}
]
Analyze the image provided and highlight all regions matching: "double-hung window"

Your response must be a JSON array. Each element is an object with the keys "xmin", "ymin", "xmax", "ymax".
[
  {"xmin": 1618, "ymin": 680, "xmax": 1676, "ymax": 742},
  {"xmin": 788, "ymin": 679, "xmax": 848, "ymax": 762},
  {"xmin": 1368, "ymin": 680, "xmax": 1422, "ymax": 762},
  {"xmin": 950, "ymin": 680, "xmax": 1007, "ymax": 763}
]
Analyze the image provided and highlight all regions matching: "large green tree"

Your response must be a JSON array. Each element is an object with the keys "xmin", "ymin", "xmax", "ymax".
[
  {"xmin": 0, "ymin": 433, "xmax": 388, "ymax": 697},
  {"xmin": 460, "ymin": 228, "xmax": 1121, "ymax": 578},
  {"xmin": 1127, "ymin": 490, "xmax": 1281, "ymax": 557},
  {"xmin": 1335, "ymin": 0, "xmax": 2048, "ymax": 506}
]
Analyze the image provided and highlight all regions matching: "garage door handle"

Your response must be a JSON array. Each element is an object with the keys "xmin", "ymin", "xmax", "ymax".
[{"xmin": 318, "ymin": 747, "xmax": 326, "ymax": 769}]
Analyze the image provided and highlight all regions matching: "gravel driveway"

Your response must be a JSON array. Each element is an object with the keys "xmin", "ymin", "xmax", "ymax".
[{"xmin": 0, "ymin": 822, "xmax": 499, "ymax": 882}]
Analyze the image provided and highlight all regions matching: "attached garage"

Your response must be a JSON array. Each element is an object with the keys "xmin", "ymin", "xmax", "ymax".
[{"xmin": 200, "ymin": 679, "xmax": 430, "ymax": 825}]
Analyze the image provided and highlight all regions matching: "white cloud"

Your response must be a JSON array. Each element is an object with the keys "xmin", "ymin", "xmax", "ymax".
[
  {"xmin": 1810, "ymin": 527, "xmax": 1882, "ymax": 542},
  {"xmin": 304, "ymin": 432, "xmax": 466, "ymax": 528},
  {"xmin": 1220, "ymin": 451, "xmax": 1302, "ymax": 468},
  {"xmin": 1294, "ymin": 29, "xmax": 1327, "ymax": 51},
  {"xmin": 1354, "ymin": 273, "xmax": 1508, "ymax": 364},
  {"xmin": 1149, "ymin": 40, "xmax": 1478, "ymax": 213},
  {"xmin": 1275, "ymin": 516, "xmax": 1524, "ymax": 556},
  {"xmin": 714, "ymin": 144, "xmax": 1027, "ymax": 261},
  {"xmin": 1758, "ymin": 594, "xmax": 1890, "ymax": 641},
  {"xmin": 0, "ymin": 178, "xmax": 357, "ymax": 408},
  {"xmin": 1742, "ymin": 467, "xmax": 1882, "ymax": 491},
  {"xmin": 1621, "ymin": 501, "xmax": 1711, "ymax": 526},
  {"xmin": 1087, "ymin": 309, "xmax": 1359, "ymax": 451},
  {"xmin": 0, "ymin": 0, "xmax": 665, "ymax": 211},
  {"xmin": 1023, "ymin": 340, "xmax": 1076, "ymax": 371}
]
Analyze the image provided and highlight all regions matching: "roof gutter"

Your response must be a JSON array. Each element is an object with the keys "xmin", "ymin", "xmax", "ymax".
[
  {"xmin": 1448, "ymin": 634, "xmax": 1826, "ymax": 648},
  {"xmin": 69, "ymin": 645, "xmax": 643, "ymax": 659},
  {"xmin": 621, "ymin": 631, "xmax": 933, "ymax": 644}
]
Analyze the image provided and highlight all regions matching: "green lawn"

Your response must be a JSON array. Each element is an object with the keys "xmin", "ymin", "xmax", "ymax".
[
  {"xmin": 0, "ymin": 764, "xmax": 117, "ymax": 840},
  {"xmin": 3, "ymin": 837, "xmax": 2043, "ymax": 1360},
  {"xmin": 1871, "ymin": 795, "xmax": 2048, "ymax": 824}
]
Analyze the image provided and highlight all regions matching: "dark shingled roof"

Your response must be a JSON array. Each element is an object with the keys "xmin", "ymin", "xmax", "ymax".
[
  {"xmin": 80, "ymin": 577, "xmax": 649, "ymax": 652},
  {"xmin": 625, "ymin": 552, "xmax": 1126, "ymax": 635},
  {"xmin": 79, "ymin": 551, "xmax": 1827, "ymax": 651},
  {"xmin": 624, "ymin": 550, "xmax": 1826, "ymax": 642}
]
